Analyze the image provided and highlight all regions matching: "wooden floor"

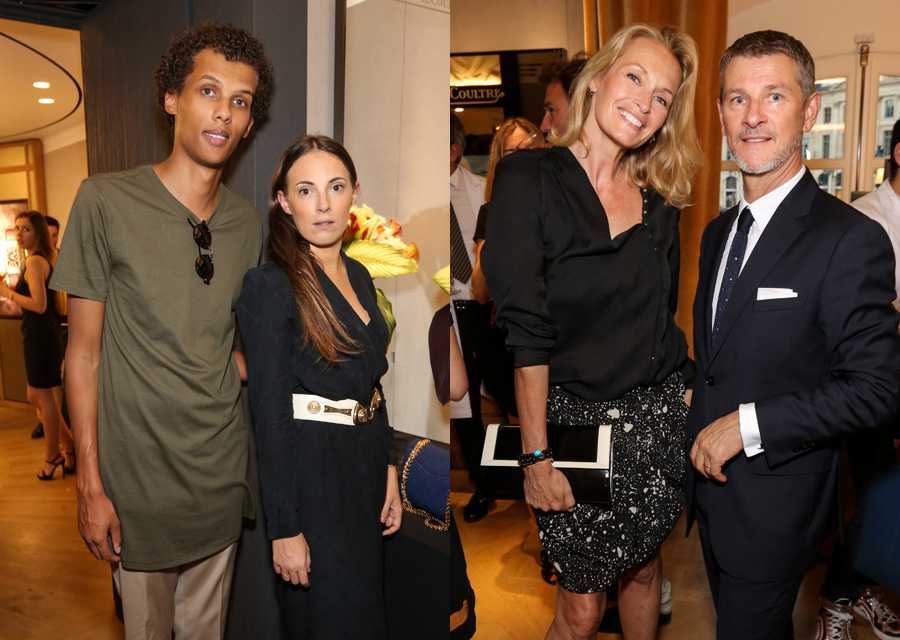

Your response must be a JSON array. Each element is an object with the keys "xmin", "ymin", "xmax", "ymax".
[
  {"xmin": 452, "ymin": 395, "xmax": 900, "ymax": 640},
  {"xmin": 0, "ymin": 399, "xmax": 124, "ymax": 640},
  {"xmin": 452, "ymin": 477, "xmax": 899, "ymax": 639},
  {"xmin": 450, "ymin": 478, "xmax": 900, "ymax": 640}
]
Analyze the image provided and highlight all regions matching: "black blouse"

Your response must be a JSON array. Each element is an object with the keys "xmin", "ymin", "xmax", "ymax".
[{"xmin": 482, "ymin": 146, "xmax": 692, "ymax": 402}]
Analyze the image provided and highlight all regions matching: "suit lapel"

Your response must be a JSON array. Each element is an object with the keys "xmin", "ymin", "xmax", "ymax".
[
  {"xmin": 708, "ymin": 171, "xmax": 818, "ymax": 363},
  {"xmin": 697, "ymin": 207, "xmax": 737, "ymax": 363}
]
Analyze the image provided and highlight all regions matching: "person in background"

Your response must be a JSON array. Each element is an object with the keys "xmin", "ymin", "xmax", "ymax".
[
  {"xmin": 813, "ymin": 118, "xmax": 900, "ymax": 640},
  {"xmin": 45, "ymin": 216, "xmax": 60, "ymax": 247},
  {"xmin": 451, "ymin": 111, "xmax": 495, "ymax": 523},
  {"xmin": 471, "ymin": 117, "xmax": 546, "ymax": 304},
  {"xmin": 0, "ymin": 210, "xmax": 74, "ymax": 479},
  {"xmin": 538, "ymin": 55, "xmax": 588, "ymax": 139},
  {"xmin": 468, "ymin": 117, "xmax": 546, "ymax": 428},
  {"xmin": 28, "ymin": 215, "xmax": 63, "ymax": 440},
  {"xmin": 484, "ymin": 23, "xmax": 701, "ymax": 639},
  {"xmin": 687, "ymin": 31, "xmax": 900, "ymax": 640},
  {"xmin": 50, "ymin": 22, "xmax": 273, "ymax": 638},
  {"xmin": 237, "ymin": 135, "xmax": 401, "ymax": 638}
]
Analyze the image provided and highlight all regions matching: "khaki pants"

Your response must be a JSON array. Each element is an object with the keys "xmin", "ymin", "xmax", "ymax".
[{"xmin": 112, "ymin": 542, "xmax": 238, "ymax": 640}]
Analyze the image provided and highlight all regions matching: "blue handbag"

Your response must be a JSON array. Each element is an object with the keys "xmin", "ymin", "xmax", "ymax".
[
  {"xmin": 401, "ymin": 438, "xmax": 450, "ymax": 531},
  {"xmin": 855, "ymin": 462, "xmax": 900, "ymax": 594}
]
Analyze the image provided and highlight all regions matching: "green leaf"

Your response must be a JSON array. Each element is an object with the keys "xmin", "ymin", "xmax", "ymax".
[
  {"xmin": 344, "ymin": 240, "xmax": 419, "ymax": 278},
  {"xmin": 376, "ymin": 288, "xmax": 396, "ymax": 348},
  {"xmin": 432, "ymin": 265, "xmax": 451, "ymax": 295}
]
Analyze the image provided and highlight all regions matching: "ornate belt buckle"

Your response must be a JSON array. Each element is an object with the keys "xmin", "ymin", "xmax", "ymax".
[{"xmin": 353, "ymin": 403, "xmax": 373, "ymax": 425}]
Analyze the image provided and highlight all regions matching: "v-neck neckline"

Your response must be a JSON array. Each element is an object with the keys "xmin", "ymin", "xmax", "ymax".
[
  {"xmin": 318, "ymin": 256, "xmax": 372, "ymax": 328},
  {"xmin": 561, "ymin": 146, "xmax": 646, "ymax": 243}
]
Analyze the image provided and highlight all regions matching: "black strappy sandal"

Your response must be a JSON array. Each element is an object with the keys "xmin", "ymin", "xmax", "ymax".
[{"xmin": 37, "ymin": 453, "xmax": 65, "ymax": 481}]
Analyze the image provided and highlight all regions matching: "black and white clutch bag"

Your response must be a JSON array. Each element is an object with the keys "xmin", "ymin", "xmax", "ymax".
[{"xmin": 481, "ymin": 423, "xmax": 613, "ymax": 505}]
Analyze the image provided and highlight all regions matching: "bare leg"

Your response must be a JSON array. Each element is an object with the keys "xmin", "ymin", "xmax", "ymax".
[
  {"xmin": 618, "ymin": 549, "xmax": 662, "ymax": 640},
  {"xmin": 29, "ymin": 385, "xmax": 74, "ymax": 476},
  {"xmin": 546, "ymin": 586, "xmax": 606, "ymax": 640}
]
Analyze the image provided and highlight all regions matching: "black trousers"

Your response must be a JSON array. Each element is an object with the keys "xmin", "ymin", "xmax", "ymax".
[
  {"xmin": 695, "ymin": 478, "xmax": 802, "ymax": 640},
  {"xmin": 452, "ymin": 300, "xmax": 491, "ymax": 490},
  {"xmin": 820, "ymin": 422, "xmax": 898, "ymax": 601}
]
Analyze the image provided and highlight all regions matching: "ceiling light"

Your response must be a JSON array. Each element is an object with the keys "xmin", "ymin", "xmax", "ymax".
[
  {"xmin": 454, "ymin": 108, "xmax": 464, "ymax": 112},
  {"xmin": 33, "ymin": 82, "xmax": 50, "ymax": 89},
  {"xmin": 38, "ymin": 98, "xmax": 54, "ymax": 104}
]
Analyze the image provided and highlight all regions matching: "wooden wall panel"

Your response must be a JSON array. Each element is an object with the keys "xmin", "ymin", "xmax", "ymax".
[
  {"xmin": 80, "ymin": 0, "xmax": 186, "ymax": 176},
  {"xmin": 80, "ymin": 0, "xmax": 310, "ymax": 243}
]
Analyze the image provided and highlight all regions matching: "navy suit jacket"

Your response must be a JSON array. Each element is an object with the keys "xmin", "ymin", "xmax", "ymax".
[{"xmin": 686, "ymin": 170, "xmax": 900, "ymax": 582}]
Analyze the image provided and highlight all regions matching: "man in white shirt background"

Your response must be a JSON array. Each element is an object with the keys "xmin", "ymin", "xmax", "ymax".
[{"xmin": 450, "ymin": 112, "xmax": 493, "ymax": 522}]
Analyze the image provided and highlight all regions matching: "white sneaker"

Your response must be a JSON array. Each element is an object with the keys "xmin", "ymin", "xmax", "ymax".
[
  {"xmin": 815, "ymin": 599, "xmax": 853, "ymax": 640},
  {"xmin": 660, "ymin": 575, "xmax": 672, "ymax": 616},
  {"xmin": 853, "ymin": 587, "xmax": 900, "ymax": 640}
]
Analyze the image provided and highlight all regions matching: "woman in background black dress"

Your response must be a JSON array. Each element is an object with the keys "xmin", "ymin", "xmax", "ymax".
[
  {"xmin": 237, "ymin": 135, "xmax": 401, "ymax": 638},
  {"xmin": 483, "ymin": 24, "xmax": 702, "ymax": 640},
  {"xmin": 0, "ymin": 211, "xmax": 75, "ymax": 480}
]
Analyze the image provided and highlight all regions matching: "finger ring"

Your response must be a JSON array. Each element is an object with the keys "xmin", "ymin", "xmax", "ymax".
[{"xmin": 704, "ymin": 465, "xmax": 711, "ymax": 469}]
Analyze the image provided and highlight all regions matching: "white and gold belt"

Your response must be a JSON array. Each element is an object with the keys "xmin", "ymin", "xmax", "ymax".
[{"xmin": 292, "ymin": 388, "xmax": 383, "ymax": 426}]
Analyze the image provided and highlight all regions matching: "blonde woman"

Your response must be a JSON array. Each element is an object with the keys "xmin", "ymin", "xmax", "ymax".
[
  {"xmin": 483, "ymin": 24, "xmax": 702, "ymax": 640},
  {"xmin": 471, "ymin": 116, "xmax": 545, "ymax": 304}
]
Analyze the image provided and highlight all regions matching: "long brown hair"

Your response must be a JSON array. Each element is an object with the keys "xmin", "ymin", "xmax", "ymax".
[
  {"xmin": 267, "ymin": 135, "xmax": 362, "ymax": 364},
  {"xmin": 16, "ymin": 210, "xmax": 65, "ymax": 315},
  {"xmin": 17, "ymin": 211, "xmax": 56, "ymax": 265}
]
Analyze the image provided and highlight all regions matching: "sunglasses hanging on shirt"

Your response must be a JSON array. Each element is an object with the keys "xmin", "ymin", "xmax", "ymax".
[{"xmin": 189, "ymin": 219, "xmax": 214, "ymax": 285}]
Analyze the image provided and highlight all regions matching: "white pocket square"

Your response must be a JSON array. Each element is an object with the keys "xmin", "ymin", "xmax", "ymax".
[{"xmin": 757, "ymin": 287, "xmax": 798, "ymax": 301}]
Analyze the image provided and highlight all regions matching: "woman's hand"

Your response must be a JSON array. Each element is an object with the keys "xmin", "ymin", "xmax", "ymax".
[
  {"xmin": 0, "ymin": 278, "xmax": 12, "ymax": 298},
  {"xmin": 523, "ymin": 459, "xmax": 576, "ymax": 512},
  {"xmin": 273, "ymin": 532, "xmax": 311, "ymax": 587},
  {"xmin": 381, "ymin": 465, "xmax": 402, "ymax": 535}
]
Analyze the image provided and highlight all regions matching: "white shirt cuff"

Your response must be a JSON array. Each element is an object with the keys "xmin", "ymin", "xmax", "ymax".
[{"xmin": 738, "ymin": 403, "xmax": 765, "ymax": 457}]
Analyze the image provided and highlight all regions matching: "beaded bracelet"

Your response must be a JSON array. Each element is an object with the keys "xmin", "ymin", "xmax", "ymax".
[{"xmin": 518, "ymin": 447, "xmax": 554, "ymax": 468}]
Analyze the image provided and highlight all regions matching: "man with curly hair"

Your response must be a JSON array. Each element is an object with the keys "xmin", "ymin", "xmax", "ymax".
[{"xmin": 51, "ymin": 22, "xmax": 273, "ymax": 638}]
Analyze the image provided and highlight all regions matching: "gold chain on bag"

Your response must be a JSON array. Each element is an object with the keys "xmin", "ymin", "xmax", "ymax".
[{"xmin": 401, "ymin": 438, "xmax": 451, "ymax": 532}]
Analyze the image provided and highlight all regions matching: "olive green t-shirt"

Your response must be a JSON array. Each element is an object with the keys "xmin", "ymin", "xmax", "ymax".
[{"xmin": 51, "ymin": 165, "xmax": 261, "ymax": 570}]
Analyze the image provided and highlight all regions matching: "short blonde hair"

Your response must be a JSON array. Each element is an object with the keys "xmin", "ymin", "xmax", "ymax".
[
  {"xmin": 555, "ymin": 23, "xmax": 702, "ymax": 209},
  {"xmin": 485, "ymin": 118, "xmax": 545, "ymax": 201}
]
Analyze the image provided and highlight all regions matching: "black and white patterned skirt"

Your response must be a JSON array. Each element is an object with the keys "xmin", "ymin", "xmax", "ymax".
[{"xmin": 536, "ymin": 372, "xmax": 688, "ymax": 594}]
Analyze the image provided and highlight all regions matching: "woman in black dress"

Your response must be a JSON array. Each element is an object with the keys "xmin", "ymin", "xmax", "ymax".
[
  {"xmin": 237, "ymin": 135, "xmax": 401, "ymax": 638},
  {"xmin": 482, "ymin": 24, "xmax": 702, "ymax": 640},
  {"xmin": 0, "ymin": 211, "xmax": 74, "ymax": 480}
]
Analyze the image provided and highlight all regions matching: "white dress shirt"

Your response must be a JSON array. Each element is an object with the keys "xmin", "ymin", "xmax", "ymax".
[
  {"xmin": 449, "ymin": 165, "xmax": 485, "ymax": 302},
  {"xmin": 711, "ymin": 167, "xmax": 806, "ymax": 457},
  {"xmin": 449, "ymin": 164, "xmax": 486, "ymax": 419},
  {"xmin": 852, "ymin": 179, "xmax": 900, "ymax": 304}
]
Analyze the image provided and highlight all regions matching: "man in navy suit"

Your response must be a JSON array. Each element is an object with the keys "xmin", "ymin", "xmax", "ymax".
[{"xmin": 687, "ymin": 30, "xmax": 900, "ymax": 640}]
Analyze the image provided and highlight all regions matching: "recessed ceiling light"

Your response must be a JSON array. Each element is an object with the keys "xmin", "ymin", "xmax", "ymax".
[
  {"xmin": 33, "ymin": 82, "xmax": 50, "ymax": 89},
  {"xmin": 454, "ymin": 107, "xmax": 464, "ymax": 112},
  {"xmin": 38, "ymin": 98, "xmax": 55, "ymax": 104}
]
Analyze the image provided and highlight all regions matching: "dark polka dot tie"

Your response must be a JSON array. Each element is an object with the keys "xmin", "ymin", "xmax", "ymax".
[{"xmin": 712, "ymin": 207, "xmax": 754, "ymax": 346}]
